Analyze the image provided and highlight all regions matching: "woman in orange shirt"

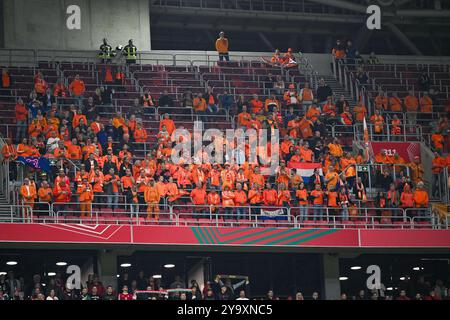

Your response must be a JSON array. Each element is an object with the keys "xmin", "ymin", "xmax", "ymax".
[
  {"xmin": 207, "ymin": 189, "xmax": 221, "ymax": 214},
  {"xmin": 295, "ymin": 182, "xmax": 308, "ymax": 222},
  {"xmin": 277, "ymin": 183, "xmax": 291, "ymax": 207}
]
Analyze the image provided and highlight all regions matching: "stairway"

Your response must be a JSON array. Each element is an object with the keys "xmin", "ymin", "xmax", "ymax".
[{"xmin": 319, "ymin": 74, "xmax": 357, "ymax": 107}]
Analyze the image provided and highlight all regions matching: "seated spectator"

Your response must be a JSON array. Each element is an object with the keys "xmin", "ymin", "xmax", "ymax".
[
  {"xmin": 367, "ymin": 52, "xmax": 380, "ymax": 65},
  {"xmin": 264, "ymin": 94, "xmax": 280, "ymax": 113},
  {"xmin": 181, "ymin": 90, "xmax": 193, "ymax": 109}
]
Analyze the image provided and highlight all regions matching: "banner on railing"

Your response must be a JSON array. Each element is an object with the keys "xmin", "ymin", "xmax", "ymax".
[
  {"xmin": 260, "ymin": 208, "xmax": 285, "ymax": 218},
  {"xmin": 369, "ymin": 142, "xmax": 420, "ymax": 162},
  {"xmin": 287, "ymin": 162, "xmax": 323, "ymax": 183},
  {"xmin": 16, "ymin": 156, "xmax": 51, "ymax": 173}
]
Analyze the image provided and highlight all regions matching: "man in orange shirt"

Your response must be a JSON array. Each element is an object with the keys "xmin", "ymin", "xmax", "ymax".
[
  {"xmin": 77, "ymin": 178, "xmax": 94, "ymax": 217},
  {"xmin": 431, "ymin": 152, "xmax": 446, "ymax": 198},
  {"xmin": 413, "ymin": 182, "xmax": 429, "ymax": 213},
  {"xmin": 237, "ymin": 105, "xmax": 251, "ymax": 129},
  {"xmin": 159, "ymin": 113, "xmax": 176, "ymax": 136},
  {"xmin": 68, "ymin": 138, "xmax": 82, "ymax": 161},
  {"xmin": 20, "ymin": 178, "xmax": 37, "ymax": 218},
  {"xmin": 370, "ymin": 109, "xmax": 384, "ymax": 141},
  {"xmin": 37, "ymin": 180, "xmax": 52, "ymax": 215},
  {"xmin": 207, "ymin": 188, "xmax": 221, "ymax": 214},
  {"xmin": 250, "ymin": 167, "xmax": 265, "ymax": 189},
  {"xmin": 249, "ymin": 94, "xmax": 263, "ymax": 114},
  {"xmin": 300, "ymin": 142, "xmax": 314, "ymax": 163},
  {"xmin": 215, "ymin": 31, "xmax": 229, "ymax": 62},
  {"xmin": 325, "ymin": 166, "xmax": 339, "ymax": 191},
  {"xmin": 69, "ymin": 74, "xmax": 86, "ymax": 106},
  {"xmin": 248, "ymin": 183, "xmax": 262, "ymax": 215},
  {"xmin": 190, "ymin": 183, "xmax": 207, "ymax": 216},
  {"xmin": 52, "ymin": 180, "xmax": 72, "ymax": 214},
  {"xmin": 193, "ymin": 93, "xmax": 207, "ymax": 122},
  {"xmin": 234, "ymin": 183, "xmax": 248, "ymax": 219},
  {"xmin": 15, "ymin": 98, "xmax": 28, "ymax": 142},
  {"xmin": 262, "ymin": 183, "xmax": 277, "ymax": 206},
  {"xmin": 134, "ymin": 122, "xmax": 148, "ymax": 143},
  {"xmin": 353, "ymin": 100, "xmax": 366, "ymax": 123},
  {"xmin": 145, "ymin": 179, "xmax": 160, "ymax": 219},
  {"xmin": 310, "ymin": 184, "xmax": 324, "ymax": 221}
]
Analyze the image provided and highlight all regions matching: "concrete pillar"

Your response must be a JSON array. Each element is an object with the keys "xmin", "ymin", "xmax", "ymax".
[
  {"xmin": 187, "ymin": 260, "xmax": 205, "ymax": 291},
  {"xmin": 97, "ymin": 250, "xmax": 118, "ymax": 291},
  {"xmin": 322, "ymin": 253, "xmax": 341, "ymax": 300}
]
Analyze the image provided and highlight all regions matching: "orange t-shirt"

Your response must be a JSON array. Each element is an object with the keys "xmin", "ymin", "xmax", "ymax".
[{"xmin": 310, "ymin": 190, "xmax": 324, "ymax": 205}]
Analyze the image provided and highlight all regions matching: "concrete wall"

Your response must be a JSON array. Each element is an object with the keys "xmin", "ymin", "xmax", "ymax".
[{"xmin": 3, "ymin": 0, "xmax": 150, "ymax": 51}]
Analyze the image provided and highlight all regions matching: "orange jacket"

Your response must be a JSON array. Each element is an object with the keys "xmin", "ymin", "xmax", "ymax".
[
  {"xmin": 190, "ymin": 188, "xmax": 207, "ymax": 205},
  {"xmin": 310, "ymin": 190, "xmax": 324, "ymax": 205},
  {"xmin": 38, "ymin": 187, "xmax": 53, "ymax": 202},
  {"xmin": 277, "ymin": 190, "xmax": 291, "ymax": 206},
  {"xmin": 389, "ymin": 97, "xmax": 402, "ymax": 112},
  {"xmin": 262, "ymin": 189, "xmax": 277, "ymax": 206},
  {"xmin": 215, "ymin": 38, "xmax": 229, "ymax": 53},
  {"xmin": 420, "ymin": 96, "xmax": 432, "ymax": 113},
  {"xmin": 77, "ymin": 183, "xmax": 94, "ymax": 202},
  {"xmin": 222, "ymin": 191, "xmax": 235, "ymax": 206},
  {"xmin": 413, "ymin": 189, "xmax": 428, "ymax": 207},
  {"xmin": 144, "ymin": 186, "xmax": 160, "ymax": 203},
  {"xmin": 248, "ymin": 189, "xmax": 261, "ymax": 204},
  {"xmin": 20, "ymin": 185, "xmax": 37, "ymax": 202},
  {"xmin": 207, "ymin": 192, "xmax": 221, "ymax": 206},
  {"xmin": 234, "ymin": 190, "xmax": 247, "ymax": 206},
  {"xmin": 404, "ymin": 95, "xmax": 418, "ymax": 111},
  {"xmin": 53, "ymin": 184, "xmax": 72, "ymax": 203},
  {"xmin": 296, "ymin": 189, "xmax": 308, "ymax": 205},
  {"xmin": 2, "ymin": 144, "xmax": 16, "ymax": 161},
  {"xmin": 69, "ymin": 79, "xmax": 86, "ymax": 96}
]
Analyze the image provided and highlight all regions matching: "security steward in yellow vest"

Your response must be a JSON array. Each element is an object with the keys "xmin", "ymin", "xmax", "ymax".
[
  {"xmin": 99, "ymin": 38, "xmax": 114, "ymax": 63},
  {"xmin": 123, "ymin": 39, "xmax": 137, "ymax": 64}
]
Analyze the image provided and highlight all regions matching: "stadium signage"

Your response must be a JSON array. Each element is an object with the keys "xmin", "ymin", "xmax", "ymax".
[{"xmin": 66, "ymin": 5, "xmax": 81, "ymax": 30}]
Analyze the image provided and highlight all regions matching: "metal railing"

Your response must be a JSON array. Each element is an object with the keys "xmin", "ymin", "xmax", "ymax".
[{"xmin": 2, "ymin": 201, "xmax": 445, "ymax": 229}]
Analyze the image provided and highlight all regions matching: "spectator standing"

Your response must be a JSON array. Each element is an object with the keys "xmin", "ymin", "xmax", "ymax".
[
  {"xmin": 69, "ymin": 74, "xmax": 86, "ymax": 107},
  {"xmin": 215, "ymin": 31, "xmax": 229, "ymax": 62}
]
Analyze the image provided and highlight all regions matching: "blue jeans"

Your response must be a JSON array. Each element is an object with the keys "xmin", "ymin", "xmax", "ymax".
[
  {"xmin": 341, "ymin": 205, "xmax": 349, "ymax": 221},
  {"xmin": 299, "ymin": 205, "xmax": 308, "ymax": 222},
  {"xmin": 107, "ymin": 192, "xmax": 119, "ymax": 209},
  {"xmin": 74, "ymin": 95, "xmax": 84, "ymax": 107},
  {"xmin": 236, "ymin": 207, "xmax": 246, "ymax": 220},
  {"xmin": 16, "ymin": 120, "xmax": 27, "ymax": 143},
  {"xmin": 313, "ymin": 205, "xmax": 323, "ymax": 221}
]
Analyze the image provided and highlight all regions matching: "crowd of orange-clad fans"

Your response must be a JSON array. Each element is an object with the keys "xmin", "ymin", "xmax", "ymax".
[{"xmin": 0, "ymin": 60, "xmax": 448, "ymax": 222}]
